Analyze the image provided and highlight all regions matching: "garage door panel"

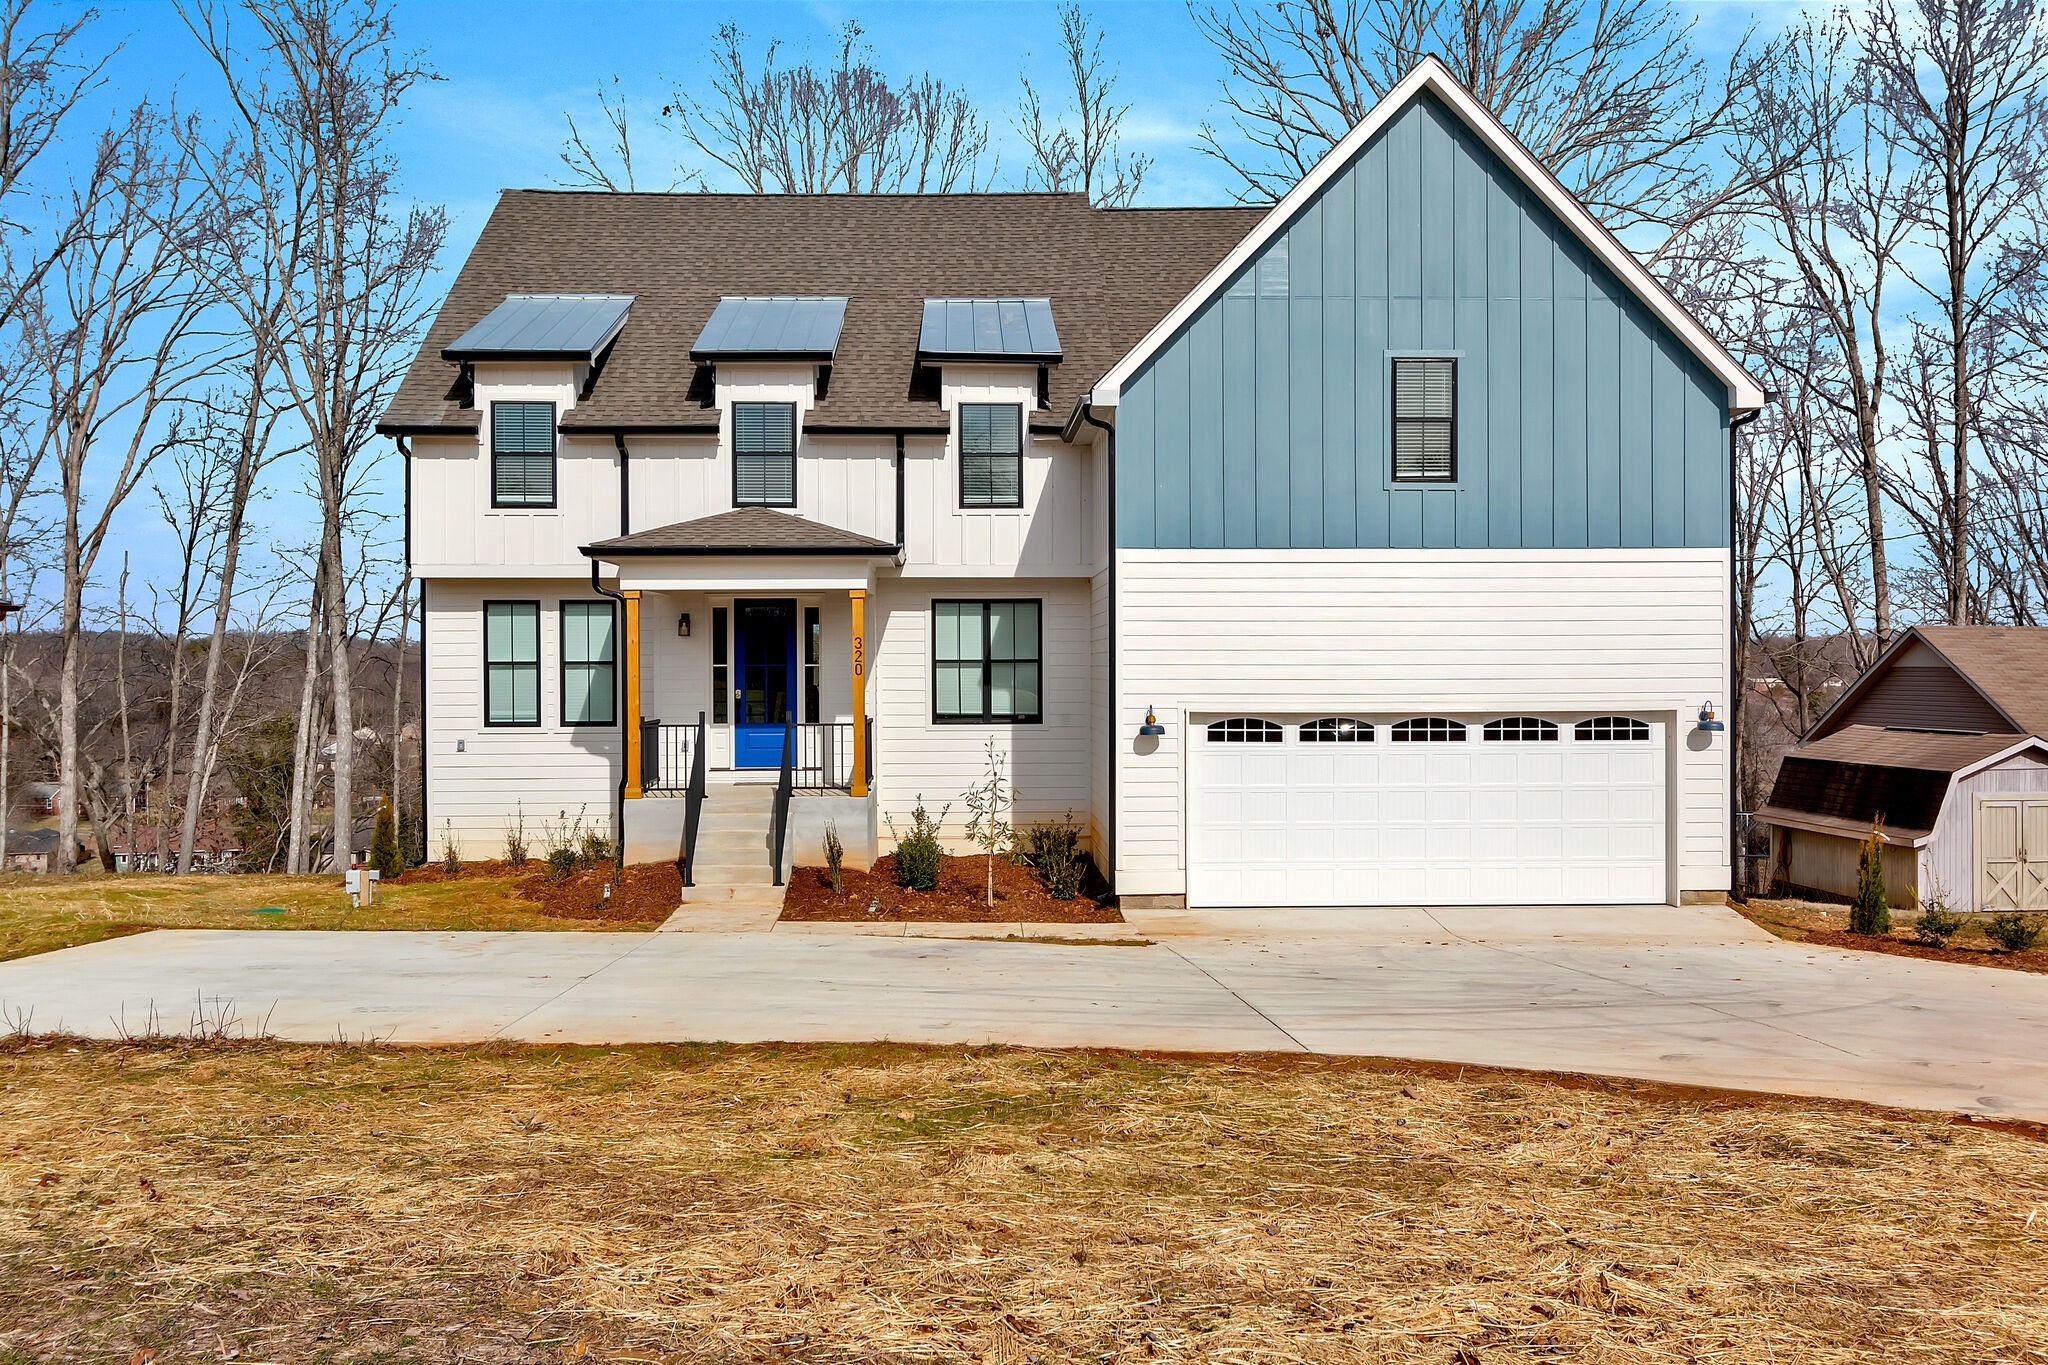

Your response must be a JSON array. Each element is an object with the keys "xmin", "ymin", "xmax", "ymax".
[{"xmin": 1190, "ymin": 713, "xmax": 1667, "ymax": 908}]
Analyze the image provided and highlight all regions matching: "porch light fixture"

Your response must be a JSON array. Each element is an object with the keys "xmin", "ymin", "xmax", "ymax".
[
  {"xmin": 1696, "ymin": 701, "xmax": 1724, "ymax": 733},
  {"xmin": 1138, "ymin": 706, "xmax": 1166, "ymax": 737},
  {"xmin": 677, "ymin": 612, "xmax": 691, "ymax": 637}
]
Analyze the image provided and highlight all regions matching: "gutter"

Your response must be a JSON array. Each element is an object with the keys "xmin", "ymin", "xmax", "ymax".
[
  {"xmin": 589, "ymin": 558, "xmax": 630, "ymax": 870},
  {"xmin": 1074, "ymin": 396, "xmax": 1117, "ymax": 896},
  {"xmin": 1728, "ymin": 404, "xmax": 1765, "ymax": 902},
  {"xmin": 613, "ymin": 432, "xmax": 631, "ymax": 536}
]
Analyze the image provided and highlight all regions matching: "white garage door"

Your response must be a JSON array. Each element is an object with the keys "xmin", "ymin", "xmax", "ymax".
[{"xmin": 1188, "ymin": 714, "xmax": 1667, "ymax": 907}]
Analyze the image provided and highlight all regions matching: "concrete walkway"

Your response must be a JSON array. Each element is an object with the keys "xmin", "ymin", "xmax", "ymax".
[{"xmin": 5, "ymin": 904, "xmax": 2047, "ymax": 1120}]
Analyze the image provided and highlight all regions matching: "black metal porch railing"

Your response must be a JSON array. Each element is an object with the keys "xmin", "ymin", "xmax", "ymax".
[
  {"xmin": 640, "ymin": 720, "xmax": 696, "ymax": 794},
  {"xmin": 789, "ymin": 720, "xmax": 866, "ymax": 791},
  {"xmin": 770, "ymin": 723, "xmax": 795, "ymax": 886},
  {"xmin": 642, "ymin": 718, "xmax": 871, "ymax": 794},
  {"xmin": 681, "ymin": 711, "xmax": 707, "ymax": 888}
]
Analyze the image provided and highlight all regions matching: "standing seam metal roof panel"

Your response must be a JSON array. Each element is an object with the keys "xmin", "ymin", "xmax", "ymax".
[
  {"xmin": 917, "ymin": 297, "xmax": 1062, "ymax": 360},
  {"xmin": 442, "ymin": 293, "xmax": 636, "ymax": 360},
  {"xmin": 691, "ymin": 295, "xmax": 849, "ymax": 359}
]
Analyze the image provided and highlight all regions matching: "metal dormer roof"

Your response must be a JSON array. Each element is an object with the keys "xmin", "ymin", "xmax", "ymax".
[
  {"xmin": 690, "ymin": 295, "xmax": 849, "ymax": 361},
  {"xmin": 442, "ymin": 293, "xmax": 636, "ymax": 362},
  {"xmin": 917, "ymin": 297, "xmax": 1062, "ymax": 363}
]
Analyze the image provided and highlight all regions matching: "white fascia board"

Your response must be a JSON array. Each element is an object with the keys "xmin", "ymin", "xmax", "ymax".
[{"xmin": 1093, "ymin": 56, "xmax": 1766, "ymax": 415}]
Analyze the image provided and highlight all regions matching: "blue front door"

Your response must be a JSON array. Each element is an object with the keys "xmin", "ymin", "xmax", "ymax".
[{"xmin": 733, "ymin": 599, "xmax": 797, "ymax": 768}]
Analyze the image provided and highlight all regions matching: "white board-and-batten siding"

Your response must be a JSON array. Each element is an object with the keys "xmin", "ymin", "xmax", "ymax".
[
  {"xmin": 424, "ymin": 578, "xmax": 620, "ymax": 859},
  {"xmin": 1112, "ymin": 547, "xmax": 1731, "ymax": 899}
]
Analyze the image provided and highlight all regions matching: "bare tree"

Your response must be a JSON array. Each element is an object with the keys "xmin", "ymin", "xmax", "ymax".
[
  {"xmin": 660, "ymin": 21, "xmax": 990, "ymax": 193},
  {"xmin": 1863, "ymin": 0, "xmax": 2048, "ymax": 625},
  {"xmin": 559, "ymin": 78, "xmax": 660, "ymax": 193},
  {"xmin": 1191, "ymin": 0, "xmax": 1761, "ymax": 255},
  {"xmin": 1016, "ymin": 5, "xmax": 1151, "ymax": 206},
  {"xmin": 22, "ymin": 108, "xmax": 211, "ymax": 872},
  {"xmin": 0, "ymin": 0, "xmax": 112, "ymax": 327},
  {"xmin": 183, "ymin": 0, "xmax": 446, "ymax": 871}
]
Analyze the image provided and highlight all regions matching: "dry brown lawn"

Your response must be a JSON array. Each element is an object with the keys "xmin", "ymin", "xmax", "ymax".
[{"xmin": 2, "ymin": 1042, "xmax": 2045, "ymax": 1363}]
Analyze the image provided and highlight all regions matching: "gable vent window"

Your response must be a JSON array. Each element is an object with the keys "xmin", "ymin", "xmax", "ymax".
[
  {"xmin": 733, "ymin": 401, "xmax": 797, "ymax": 507},
  {"xmin": 1206, "ymin": 718, "xmax": 1282, "ymax": 743},
  {"xmin": 1484, "ymin": 716, "xmax": 1558, "ymax": 742},
  {"xmin": 1391, "ymin": 717, "xmax": 1466, "ymax": 742},
  {"xmin": 1575, "ymin": 716, "xmax": 1651, "ymax": 742},
  {"xmin": 491, "ymin": 401, "xmax": 557, "ymax": 507},
  {"xmin": 1391, "ymin": 357, "xmax": 1456, "ymax": 483},
  {"xmin": 1301, "ymin": 717, "xmax": 1372, "ymax": 742},
  {"xmin": 960, "ymin": 403, "xmax": 1024, "ymax": 508}
]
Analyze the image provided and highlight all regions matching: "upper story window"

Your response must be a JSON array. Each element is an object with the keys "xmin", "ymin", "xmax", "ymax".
[
  {"xmin": 1391, "ymin": 357, "xmax": 1456, "ymax": 483},
  {"xmin": 733, "ymin": 401, "xmax": 797, "ymax": 507},
  {"xmin": 491, "ymin": 401, "xmax": 557, "ymax": 508},
  {"xmin": 483, "ymin": 601, "xmax": 540, "ymax": 726},
  {"xmin": 960, "ymin": 402, "xmax": 1023, "ymax": 508}
]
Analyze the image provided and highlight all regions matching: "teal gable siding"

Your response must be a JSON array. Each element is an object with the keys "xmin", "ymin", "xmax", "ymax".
[{"xmin": 1115, "ymin": 92, "xmax": 1731, "ymax": 551}]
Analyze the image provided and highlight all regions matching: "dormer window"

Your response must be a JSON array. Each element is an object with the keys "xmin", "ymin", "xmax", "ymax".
[
  {"xmin": 491, "ymin": 401, "xmax": 557, "ymax": 508},
  {"xmin": 733, "ymin": 401, "xmax": 797, "ymax": 507},
  {"xmin": 960, "ymin": 403, "xmax": 1023, "ymax": 508}
]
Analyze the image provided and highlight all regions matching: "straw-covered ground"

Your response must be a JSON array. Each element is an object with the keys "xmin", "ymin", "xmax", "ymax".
[
  {"xmin": 2, "ymin": 1041, "xmax": 2044, "ymax": 1363},
  {"xmin": 0, "ymin": 872, "xmax": 670, "ymax": 962}
]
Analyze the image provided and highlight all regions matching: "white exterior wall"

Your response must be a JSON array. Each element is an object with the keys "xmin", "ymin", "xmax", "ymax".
[
  {"xmin": 423, "ymin": 577, "xmax": 621, "ymax": 859},
  {"xmin": 1112, "ymin": 547, "xmax": 1732, "ymax": 900},
  {"xmin": 871, "ymin": 575, "xmax": 1094, "ymax": 848},
  {"xmin": 1926, "ymin": 751, "xmax": 2048, "ymax": 910}
]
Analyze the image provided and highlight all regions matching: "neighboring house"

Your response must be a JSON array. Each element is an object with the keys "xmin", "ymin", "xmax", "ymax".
[
  {"xmin": 1760, "ymin": 625, "xmax": 2048, "ymax": 911},
  {"xmin": 4, "ymin": 829, "xmax": 66, "ymax": 874},
  {"xmin": 380, "ymin": 59, "xmax": 1760, "ymax": 909},
  {"xmin": 22, "ymin": 783, "xmax": 60, "ymax": 819}
]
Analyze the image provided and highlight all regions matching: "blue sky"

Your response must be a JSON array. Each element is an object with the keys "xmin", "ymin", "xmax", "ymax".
[{"xmin": 56, "ymin": 0, "xmax": 1795, "ymax": 623}]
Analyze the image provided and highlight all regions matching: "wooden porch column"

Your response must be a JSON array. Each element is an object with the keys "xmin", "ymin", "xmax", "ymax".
[
  {"xmin": 849, "ymin": 588, "xmax": 869, "ymax": 797},
  {"xmin": 623, "ymin": 589, "xmax": 644, "ymax": 798}
]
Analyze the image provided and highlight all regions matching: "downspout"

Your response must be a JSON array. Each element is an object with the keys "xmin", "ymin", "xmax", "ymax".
[
  {"xmin": 894, "ymin": 433, "xmax": 906, "ymax": 553},
  {"xmin": 1076, "ymin": 398, "xmax": 1116, "ymax": 895},
  {"xmin": 398, "ymin": 435, "xmax": 423, "ymax": 861},
  {"xmin": 613, "ymin": 432, "xmax": 631, "ymax": 536},
  {"xmin": 590, "ymin": 557, "xmax": 629, "ymax": 870},
  {"xmin": 1727, "ymin": 405, "xmax": 1764, "ymax": 904}
]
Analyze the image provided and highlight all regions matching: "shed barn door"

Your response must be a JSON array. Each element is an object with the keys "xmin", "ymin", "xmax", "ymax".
[{"xmin": 1977, "ymin": 799, "xmax": 2048, "ymax": 913}]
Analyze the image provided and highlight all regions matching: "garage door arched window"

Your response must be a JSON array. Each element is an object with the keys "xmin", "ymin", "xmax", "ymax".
[
  {"xmin": 1301, "ymin": 717, "xmax": 1372, "ymax": 742},
  {"xmin": 1575, "ymin": 716, "xmax": 1651, "ymax": 742},
  {"xmin": 1484, "ymin": 717, "xmax": 1558, "ymax": 742},
  {"xmin": 1391, "ymin": 717, "xmax": 1466, "ymax": 742},
  {"xmin": 1206, "ymin": 718, "xmax": 1282, "ymax": 743}
]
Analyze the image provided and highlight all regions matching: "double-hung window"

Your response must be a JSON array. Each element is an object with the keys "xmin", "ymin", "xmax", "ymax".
[
  {"xmin": 491, "ymin": 401, "xmax": 557, "ymax": 507},
  {"xmin": 733, "ymin": 401, "xmax": 797, "ymax": 507},
  {"xmin": 959, "ymin": 402, "xmax": 1023, "ymax": 508},
  {"xmin": 933, "ymin": 599, "xmax": 1041, "ymax": 723},
  {"xmin": 1391, "ymin": 357, "xmax": 1456, "ymax": 483},
  {"xmin": 560, "ymin": 602, "xmax": 616, "ymax": 726},
  {"xmin": 484, "ymin": 601, "xmax": 540, "ymax": 726}
]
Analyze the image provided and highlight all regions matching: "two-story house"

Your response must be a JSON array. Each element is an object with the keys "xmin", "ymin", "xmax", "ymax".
[{"xmin": 380, "ymin": 59, "xmax": 1764, "ymax": 910}]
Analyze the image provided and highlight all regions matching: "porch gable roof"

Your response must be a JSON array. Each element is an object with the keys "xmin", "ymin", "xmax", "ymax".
[{"xmin": 582, "ymin": 506, "xmax": 896, "ymax": 557}]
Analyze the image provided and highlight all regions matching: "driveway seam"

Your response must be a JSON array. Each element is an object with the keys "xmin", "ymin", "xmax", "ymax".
[
  {"xmin": 1418, "ymin": 908, "xmax": 1865, "ymax": 1060},
  {"xmin": 486, "ymin": 931, "xmax": 664, "ymax": 1041},
  {"xmin": 1154, "ymin": 941, "xmax": 1313, "ymax": 1053}
]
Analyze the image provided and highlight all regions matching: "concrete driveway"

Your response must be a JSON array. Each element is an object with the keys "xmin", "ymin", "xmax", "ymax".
[{"xmin": 5, "ymin": 904, "xmax": 2047, "ymax": 1120}]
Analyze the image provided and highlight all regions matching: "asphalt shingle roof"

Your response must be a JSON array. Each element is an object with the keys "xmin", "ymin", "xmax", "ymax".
[
  {"xmin": 1908, "ymin": 626, "xmax": 2048, "ymax": 737},
  {"xmin": 379, "ymin": 191, "xmax": 1263, "ymax": 436},
  {"xmin": 583, "ymin": 507, "xmax": 897, "ymax": 556}
]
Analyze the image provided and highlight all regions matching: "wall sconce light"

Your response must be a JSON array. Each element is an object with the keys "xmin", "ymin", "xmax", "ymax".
[
  {"xmin": 1138, "ymin": 705, "xmax": 1166, "ymax": 737},
  {"xmin": 677, "ymin": 613, "xmax": 691, "ymax": 638},
  {"xmin": 1696, "ymin": 701, "xmax": 1724, "ymax": 732}
]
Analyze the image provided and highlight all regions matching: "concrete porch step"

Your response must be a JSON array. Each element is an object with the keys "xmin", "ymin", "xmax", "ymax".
[{"xmin": 686, "ymin": 861, "xmax": 777, "ymax": 885}]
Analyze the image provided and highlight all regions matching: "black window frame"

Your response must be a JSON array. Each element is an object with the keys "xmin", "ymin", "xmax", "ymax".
[
  {"xmin": 803, "ymin": 605, "xmax": 821, "ymax": 723},
  {"xmin": 558, "ymin": 600, "xmax": 617, "ymax": 728},
  {"xmin": 482, "ymin": 599, "xmax": 542, "ymax": 728},
  {"xmin": 732, "ymin": 400, "xmax": 798, "ymax": 508},
  {"xmin": 958, "ymin": 401, "xmax": 1024, "ymax": 509},
  {"xmin": 490, "ymin": 400, "xmax": 558, "ymax": 509},
  {"xmin": 1390, "ymin": 356, "xmax": 1457, "ymax": 484},
  {"xmin": 931, "ymin": 598, "xmax": 1043, "ymax": 725},
  {"xmin": 711, "ymin": 605, "xmax": 730, "ymax": 725}
]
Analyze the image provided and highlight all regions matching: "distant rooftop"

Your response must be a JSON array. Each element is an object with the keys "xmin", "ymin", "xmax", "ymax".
[
  {"xmin": 691, "ymin": 296, "xmax": 849, "ymax": 361},
  {"xmin": 442, "ymin": 293, "xmax": 635, "ymax": 362},
  {"xmin": 917, "ymin": 297, "xmax": 1061, "ymax": 362}
]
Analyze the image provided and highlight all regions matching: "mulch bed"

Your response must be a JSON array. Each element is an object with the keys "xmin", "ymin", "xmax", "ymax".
[
  {"xmin": 397, "ymin": 859, "xmax": 680, "ymax": 923},
  {"xmin": 781, "ymin": 853, "xmax": 1121, "ymax": 922},
  {"xmin": 1795, "ymin": 926, "xmax": 2048, "ymax": 974}
]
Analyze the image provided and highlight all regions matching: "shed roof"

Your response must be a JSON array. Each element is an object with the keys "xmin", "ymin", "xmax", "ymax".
[
  {"xmin": 442, "ymin": 293, "xmax": 635, "ymax": 361},
  {"xmin": 1762, "ymin": 725, "xmax": 2046, "ymax": 838},
  {"xmin": 582, "ymin": 506, "xmax": 896, "ymax": 557},
  {"xmin": 691, "ymin": 296, "xmax": 849, "ymax": 361},
  {"xmin": 917, "ymin": 297, "xmax": 1062, "ymax": 362},
  {"xmin": 1908, "ymin": 626, "xmax": 2048, "ymax": 736}
]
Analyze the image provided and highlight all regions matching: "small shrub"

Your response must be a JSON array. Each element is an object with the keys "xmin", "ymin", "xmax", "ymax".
[
  {"xmin": 505, "ymin": 805, "xmax": 530, "ymax": 869},
  {"xmin": 1850, "ymin": 819, "xmax": 1890, "ymax": 936},
  {"xmin": 537, "ymin": 807, "xmax": 589, "ymax": 881},
  {"xmin": 1017, "ymin": 811, "xmax": 1085, "ymax": 901},
  {"xmin": 1983, "ymin": 911, "xmax": 2045, "ymax": 953},
  {"xmin": 545, "ymin": 847, "xmax": 579, "ymax": 883},
  {"xmin": 579, "ymin": 827, "xmax": 614, "ymax": 867},
  {"xmin": 439, "ymin": 819, "xmax": 462, "ymax": 875},
  {"xmin": 961, "ymin": 738, "xmax": 1014, "ymax": 907},
  {"xmin": 368, "ymin": 797, "xmax": 402, "ymax": 879},
  {"xmin": 824, "ymin": 820, "xmax": 844, "ymax": 894},
  {"xmin": 1910, "ymin": 900, "xmax": 1968, "ymax": 948},
  {"xmin": 886, "ymin": 797, "xmax": 947, "ymax": 892}
]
